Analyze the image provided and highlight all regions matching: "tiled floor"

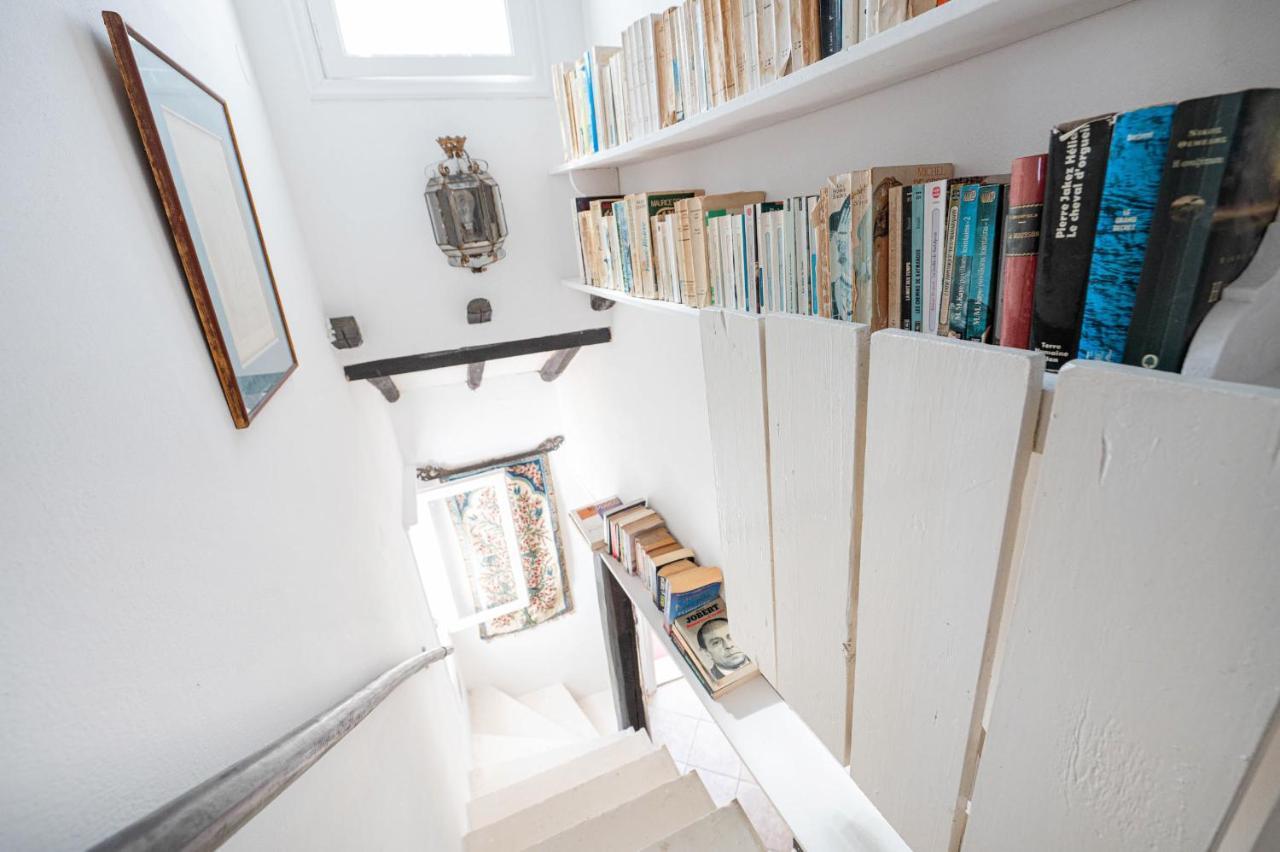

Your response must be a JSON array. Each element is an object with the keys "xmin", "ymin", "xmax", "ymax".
[{"xmin": 645, "ymin": 679, "xmax": 794, "ymax": 851}]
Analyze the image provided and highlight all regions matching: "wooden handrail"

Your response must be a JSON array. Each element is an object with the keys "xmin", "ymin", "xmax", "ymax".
[{"xmin": 89, "ymin": 645, "xmax": 454, "ymax": 852}]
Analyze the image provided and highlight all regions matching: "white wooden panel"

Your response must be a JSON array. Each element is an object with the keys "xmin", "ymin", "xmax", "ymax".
[
  {"xmin": 764, "ymin": 314, "xmax": 868, "ymax": 761},
  {"xmin": 965, "ymin": 362, "xmax": 1280, "ymax": 852},
  {"xmin": 852, "ymin": 331, "xmax": 1043, "ymax": 852},
  {"xmin": 699, "ymin": 309, "xmax": 777, "ymax": 683}
]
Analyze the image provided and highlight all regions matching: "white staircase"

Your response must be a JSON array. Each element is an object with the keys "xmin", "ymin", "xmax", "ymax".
[{"xmin": 463, "ymin": 684, "xmax": 766, "ymax": 852}]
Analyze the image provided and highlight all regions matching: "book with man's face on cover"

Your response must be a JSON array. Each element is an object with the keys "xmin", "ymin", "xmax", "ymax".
[{"xmin": 670, "ymin": 597, "xmax": 759, "ymax": 697}]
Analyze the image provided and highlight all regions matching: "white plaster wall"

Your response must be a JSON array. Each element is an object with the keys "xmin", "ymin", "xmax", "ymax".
[
  {"xmin": 232, "ymin": 0, "xmax": 603, "ymax": 366},
  {"xmin": 0, "ymin": 1, "xmax": 467, "ymax": 849},
  {"xmin": 390, "ymin": 372, "xmax": 614, "ymax": 699}
]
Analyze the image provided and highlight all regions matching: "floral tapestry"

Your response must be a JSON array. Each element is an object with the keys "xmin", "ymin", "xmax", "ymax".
[{"xmin": 445, "ymin": 453, "xmax": 571, "ymax": 639}]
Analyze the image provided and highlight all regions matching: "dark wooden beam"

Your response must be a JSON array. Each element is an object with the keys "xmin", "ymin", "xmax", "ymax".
[
  {"xmin": 539, "ymin": 347, "xmax": 580, "ymax": 382},
  {"xmin": 595, "ymin": 553, "xmax": 647, "ymax": 734},
  {"xmin": 367, "ymin": 377, "xmax": 399, "ymax": 402},
  {"xmin": 466, "ymin": 362, "xmax": 484, "ymax": 390},
  {"xmin": 343, "ymin": 328, "xmax": 612, "ymax": 381}
]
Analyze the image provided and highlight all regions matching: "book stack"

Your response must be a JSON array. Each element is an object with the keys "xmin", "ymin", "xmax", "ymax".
[
  {"xmin": 570, "ymin": 496, "xmax": 625, "ymax": 551},
  {"xmin": 553, "ymin": 1, "xmax": 946, "ymax": 162},
  {"xmin": 595, "ymin": 498, "xmax": 759, "ymax": 699},
  {"xmin": 571, "ymin": 86, "xmax": 1280, "ymax": 374}
]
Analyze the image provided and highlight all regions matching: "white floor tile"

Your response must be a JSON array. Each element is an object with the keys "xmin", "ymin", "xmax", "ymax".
[{"xmin": 686, "ymin": 719, "xmax": 741, "ymax": 778}]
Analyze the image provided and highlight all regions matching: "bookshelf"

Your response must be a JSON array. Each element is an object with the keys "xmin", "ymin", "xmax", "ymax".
[
  {"xmin": 562, "ymin": 278, "xmax": 700, "ymax": 316},
  {"xmin": 550, "ymin": 0, "xmax": 1135, "ymax": 175},
  {"xmin": 595, "ymin": 550, "xmax": 908, "ymax": 852}
]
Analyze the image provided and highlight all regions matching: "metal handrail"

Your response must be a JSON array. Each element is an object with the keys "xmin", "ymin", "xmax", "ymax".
[{"xmin": 89, "ymin": 645, "xmax": 455, "ymax": 852}]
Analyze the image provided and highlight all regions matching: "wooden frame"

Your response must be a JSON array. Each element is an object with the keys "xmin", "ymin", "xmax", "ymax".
[{"xmin": 103, "ymin": 12, "xmax": 297, "ymax": 429}]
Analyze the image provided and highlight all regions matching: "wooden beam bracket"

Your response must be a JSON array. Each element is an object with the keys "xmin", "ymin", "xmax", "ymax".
[{"xmin": 539, "ymin": 347, "xmax": 581, "ymax": 382}]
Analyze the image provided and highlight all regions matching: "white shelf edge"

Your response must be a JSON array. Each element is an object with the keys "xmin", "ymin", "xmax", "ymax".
[
  {"xmin": 563, "ymin": 279, "xmax": 700, "ymax": 316},
  {"xmin": 550, "ymin": 0, "xmax": 1136, "ymax": 175},
  {"xmin": 597, "ymin": 552, "xmax": 909, "ymax": 852}
]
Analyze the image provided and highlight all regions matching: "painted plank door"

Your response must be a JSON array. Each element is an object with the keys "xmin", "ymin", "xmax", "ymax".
[
  {"xmin": 764, "ymin": 314, "xmax": 867, "ymax": 761},
  {"xmin": 852, "ymin": 331, "xmax": 1044, "ymax": 852},
  {"xmin": 964, "ymin": 362, "xmax": 1280, "ymax": 852},
  {"xmin": 699, "ymin": 309, "xmax": 777, "ymax": 683}
]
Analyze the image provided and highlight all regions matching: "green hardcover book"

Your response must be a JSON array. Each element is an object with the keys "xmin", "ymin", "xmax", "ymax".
[
  {"xmin": 948, "ymin": 184, "xmax": 981, "ymax": 336},
  {"xmin": 966, "ymin": 184, "xmax": 1006, "ymax": 341},
  {"xmin": 1125, "ymin": 89, "xmax": 1280, "ymax": 371}
]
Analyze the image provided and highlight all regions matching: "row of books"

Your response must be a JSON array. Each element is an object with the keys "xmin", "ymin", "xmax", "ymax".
[
  {"xmin": 572, "ymin": 86, "xmax": 1280, "ymax": 373},
  {"xmin": 573, "ymin": 496, "xmax": 760, "ymax": 698},
  {"xmin": 552, "ymin": 0, "xmax": 946, "ymax": 162}
]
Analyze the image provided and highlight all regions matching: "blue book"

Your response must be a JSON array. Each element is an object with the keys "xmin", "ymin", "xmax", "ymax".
[
  {"xmin": 966, "ymin": 184, "xmax": 1005, "ymax": 341},
  {"xmin": 664, "ymin": 568, "xmax": 724, "ymax": 624},
  {"xmin": 948, "ymin": 185, "xmax": 981, "ymax": 336},
  {"xmin": 1077, "ymin": 104, "xmax": 1176, "ymax": 362},
  {"xmin": 910, "ymin": 184, "xmax": 925, "ymax": 330},
  {"xmin": 613, "ymin": 200, "xmax": 635, "ymax": 293},
  {"xmin": 582, "ymin": 52, "xmax": 599, "ymax": 153}
]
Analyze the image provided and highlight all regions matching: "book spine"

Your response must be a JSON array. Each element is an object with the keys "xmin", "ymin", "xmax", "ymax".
[
  {"xmin": 923, "ymin": 179, "xmax": 948, "ymax": 334},
  {"xmin": 948, "ymin": 184, "xmax": 980, "ymax": 336},
  {"xmin": 819, "ymin": 0, "xmax": 841, "ymax": 58},
  {"xmin": 1031, "ymin": 114, "xmax": 1116, "ymax": 370},
  {"xmin": 870, "ymin": 179, "xmax": 894, "ymax": 330},
  {"xmin": 966, "ymin": 183, "xmax": 1005, "ymax": 341},
  {"xmin": 1075, "ymin": 106, "xmax": 1176, "ymax": 362},
  {"xmin": 999, "ymin": 154, "xmax": 1048, "ymax": 349},
  {"xmin": 901, "ymin": 186, "xmax": 914, "ymax": 328},
  {"xmin": 887, "ymin": 186, "xmax": 902, "ymax": 328},
  {"xmin": 812, "ymin": 191, "xmax": 832, "ymax": 317},
  {"xmin": 910, "ymin": 184, "xmax": 925, "ymax": 331},
  {"xmin": 937, "ymin": 183, "xmax": 963, "ymax": 333},
  {"xmin": 1127, "ymin": 90, "xmax": 1280, "ymax": 370}
]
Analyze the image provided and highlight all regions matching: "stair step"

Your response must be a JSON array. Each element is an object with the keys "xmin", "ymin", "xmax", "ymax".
[
  {"xmin": 469, "ymin": 730, "xmax": 656, "ymax": 830},
  {"xmin": 577, "ymin": 689, "xmax": 620, "ymax": 737},
  {"xmin": 523, "ymin": 771, "xmax": 716, "ymax": 852},
  {"xmin": 471, "ymin": 733, "xmax": 568, "ymax": 768},
  {"xmin": 470, "ymin": 684, "xmax": 580, "ymax": 742},
  {"xmin": 469, "ymin": 729, "xmax": 635, "ymax": 798},
  {"xmin": 518, "ymin": 684, "xmax": 599, "ymax": 740},
  {"xmin": 463, "ymin": 748, "xmax": 679, "ymax": 852},
  {"xmin": 640, "ymin": 801, "xmax": 767, "ymax": 851}
]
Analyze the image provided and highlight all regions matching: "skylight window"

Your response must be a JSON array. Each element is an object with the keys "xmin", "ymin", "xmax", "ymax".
[
  {"xmin": 300, "ymin": 0, "xmax": 546, "ymax": 96},
  {"xmin": 330, "ymin": 0, "xmax": 513, "ymax": 57}
]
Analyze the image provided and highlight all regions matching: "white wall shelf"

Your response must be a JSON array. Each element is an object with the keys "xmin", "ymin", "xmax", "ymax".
[
  {"xmin": 550, "ymin": 0, "xmax": 1134, "ymax": 175},
  {"xmin": 596, "ymin": 551, "xmax": 909, "ymax": 852},
  {"xmin": 563, "ymin": 279, "xmax": 699, "ymax": 316}
]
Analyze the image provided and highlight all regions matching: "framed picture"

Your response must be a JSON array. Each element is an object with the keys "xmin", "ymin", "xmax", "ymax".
[{"xmin": 104, "ymin": 12, "xmax": 297, "ymax": 428}]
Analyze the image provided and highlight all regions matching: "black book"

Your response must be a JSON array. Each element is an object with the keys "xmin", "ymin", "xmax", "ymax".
[
  {"xmin": 1030, "ymin": 114, "xmax": 1116, "ymax": 371},
  {"xmin": 819, "ymin": 0, "xmax": 842, "ymax": 59},
  {"xmin": 1124, "ymin": 89, "xmax": 1280, "ymax": 372}
]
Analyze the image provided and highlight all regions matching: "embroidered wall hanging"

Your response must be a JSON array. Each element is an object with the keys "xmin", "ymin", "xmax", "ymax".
[{"xmin": 445, "ymin": 452, "xmax": 571, "ymax": 638}]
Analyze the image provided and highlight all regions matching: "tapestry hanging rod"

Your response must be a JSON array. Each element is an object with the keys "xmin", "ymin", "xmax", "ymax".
[{"xmin": 416, "ymin": 435, "xmax": 564, "ymax": 482}]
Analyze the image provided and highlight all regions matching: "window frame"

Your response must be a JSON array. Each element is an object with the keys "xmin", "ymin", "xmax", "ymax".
[{"xmin": 297, "ymin": 0, "xmax": 548, "ymax": 99}]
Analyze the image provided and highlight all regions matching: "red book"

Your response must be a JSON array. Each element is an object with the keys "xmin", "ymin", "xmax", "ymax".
[{"xmin": 999, "ymin": 154, "xmax": 1048, "ymax": 349}]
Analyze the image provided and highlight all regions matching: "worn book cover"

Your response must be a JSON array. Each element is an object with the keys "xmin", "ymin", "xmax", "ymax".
[
  {"xmin": 966, "ymin": 183, "xmax": 1006, "ymax": 341},
  {"xmin": 649, "ymin": 548, "xmax": 697, "ymax": 604},
  {"xmin": 690, "ymin": 192, "xmax": 767, "ymax": 306},
  {"xmin": 840, "ymin": 164, "xmax": 953, "ymax": 327},
  {"xmin": 1031, "ymin": 113, "xmax": 1117, "ymax": 369},
  {"xmin": 1074, "ymin": 105, "xmax": 1176, "ymax": 361},
  {"xmin": 603, "ymin": 500, "xmax": 647, "ymax": 557},
  {"xmin": 999, "ymin": 154, "xmax": 1048, "ymax": 349},
  {"xmin": 810, "ymin": 191, "xmax": 831, "ymax": 316},
  {"xmin": 664, "ymin": 565, "xmax": 724, "ymax": 623},
  {"xmin": 631, "ymin": 191, "xmax": 704, "ymax": 298},
  {"xmin": 819, "ymin": 0, "xmax": 842, "ymax": 58},
  {"xmin": 826, "ymin": 172, "xmax": 855, "ymax": 320},
  {"xmin": 671, "ymin": 597, "xmax": 760, "ymax": 697},
  {"xmin": 756, "ymin": 0, "xmax": 777, "ymax": 85},
  {"xmin": 1125, "ymin": 88, "xmax": 1280, "ymax": 371},
  {"xmin": 937, "ymin": 181, "xmax": 964, "ymax": 332},
  {"xmin": 888, "ymin": 185, "xmax": 903, "ymax": 328}
]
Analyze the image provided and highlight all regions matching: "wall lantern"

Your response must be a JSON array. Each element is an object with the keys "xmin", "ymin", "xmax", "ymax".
[{"xmin": 424, "ymin": 136, "xmax": 508, "ymax": 273}]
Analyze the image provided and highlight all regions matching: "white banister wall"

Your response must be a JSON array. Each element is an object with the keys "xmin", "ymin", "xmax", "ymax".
[
  {"xmin": 764, "ymin": 315, "xmax": 868, "ymax": 761},
  {"xmin": 852, "ymin": 332, "xmax": 1044, "ymax": 852},
  {"xmin": 964, "ymin": 363, "xmax": 1280, "ymax": 852},
  {"xmin": 699, "ymin": 309, "xmax": 779, "ymax": 683}
]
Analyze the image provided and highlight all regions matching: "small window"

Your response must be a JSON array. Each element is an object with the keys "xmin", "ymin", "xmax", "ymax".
[{"xmin": 300, "ymin": 0, "xmax": 546, "ymax": 96}]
